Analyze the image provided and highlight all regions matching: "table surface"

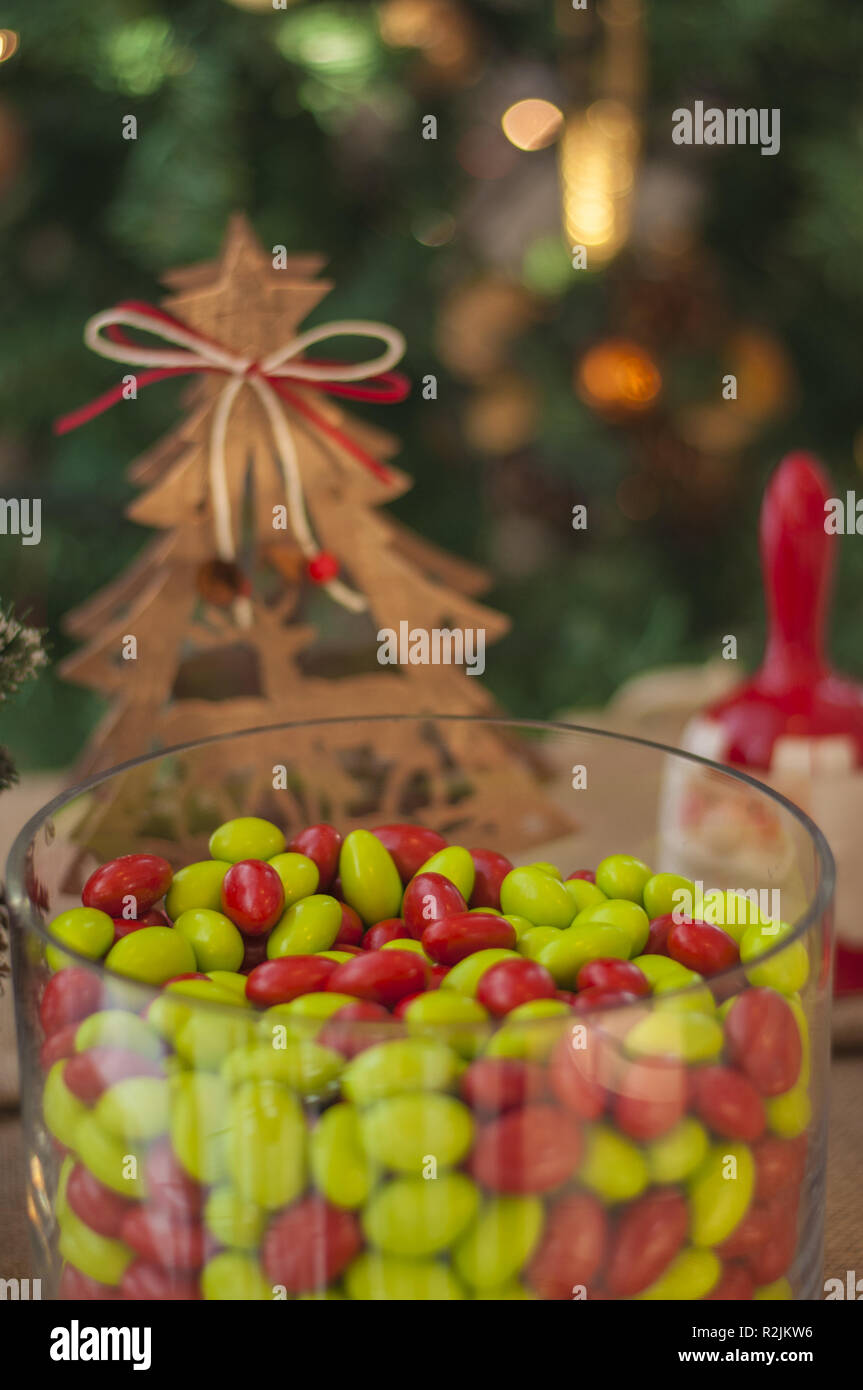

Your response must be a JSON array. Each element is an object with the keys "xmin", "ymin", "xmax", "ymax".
[{"xmin": 1, "ymin": 1054, "xmax": 861, "ymax": 1294}]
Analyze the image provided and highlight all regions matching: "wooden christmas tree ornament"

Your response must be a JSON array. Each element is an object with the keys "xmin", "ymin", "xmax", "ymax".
[{"xmin": 55, "ymin": 215, "xmax": 572, "ymax": 858}]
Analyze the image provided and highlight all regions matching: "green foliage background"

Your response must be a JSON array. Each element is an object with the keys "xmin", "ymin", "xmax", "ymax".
[{"xmin": 1, "ymin": 0, "xmax": 863, "ymax": 769}]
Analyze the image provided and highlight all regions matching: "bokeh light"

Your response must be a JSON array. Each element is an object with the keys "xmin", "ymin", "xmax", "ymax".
[
  {"xmin": 501, "ymin": 98, "xmax": 564, "ymax": 152},
  {"xmin": 560, "ymin": 100, "xmax": 639, "ymax": 264},
  {"xmin": 413, "ymin": 211, "xmax": 456, "ymax": 246},
  {"xmin": 576, "ymin": 339, "xmax": 662, "ymax": 414},
  {"xmin": 0, "ymin": 30, "xmax": 19, "ymax": 63}
]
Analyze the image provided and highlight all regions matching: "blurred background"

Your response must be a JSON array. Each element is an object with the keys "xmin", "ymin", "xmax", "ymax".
[{"xmin": 2, "ymin": 0, "xmax": 863, "ymax": 771}]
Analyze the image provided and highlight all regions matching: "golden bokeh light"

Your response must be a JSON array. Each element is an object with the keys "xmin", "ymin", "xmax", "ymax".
[
  {"xmin": 501, "ymin": 98, "xmax": 564, "ymax": 152},
  {"xmin": 559, "ymin": 100, "xmax": 640, "ymax": 264},
  {"xmin": 0, "ymin": 30, "xmax": 19, "ymax": 62},
  {"xmin": 577, "ymin": 339, "xmax": 662, "ymax": 415}
]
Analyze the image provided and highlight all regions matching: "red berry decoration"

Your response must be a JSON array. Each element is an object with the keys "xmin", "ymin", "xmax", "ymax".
[
  {"xmin": 476, "ymin": 957, "xmax": 557, "ymax": 1016},
  {"xmin": 604, "ymin": 1189, "xmax": 688, "ymax": 1297},
  {"xmin": 468, "ymin": 1103, "xmax": 583, "ymax": 1193},
  {"xmin": 468, "ymin": 848, "xmax": 513, "ymax": 909},
  {"xmin": 692, "ymin": 1065, "xmax": 766, "ymax": 1141},
  {"xmin": 421, "ymin": 911, "xmax": 516, "ymax": 967},
  {"xmin": 402, "ymin": 872, "xmax": 466, "ymax": 940},
  {"xmin": 372, "ymin": 824, "xmax": 447, "ymax": 882},
  {"xmin": 576, "ymin": 958, "xmax": 650, "ymax": 997},
  {"xmin": 724, "ymin": 988, "xmax": 802, "ymax": 1096},
  {"xmin": 666, "ymin": 918, "xmax": 739, "ymax": 976},
  {"xmin": 245, "ymin": 955, "xmax": 337, "ymax": 1008},
  {"xmin": 262, "ymin": 1196, "xmax": 362, "ymax": 1292},
  {"xmin": 220, "ymin": 859, "xmax": 285, "ymax": 935},
  {"xmin": 307, "ymin": 551, "xmax": 340, "ymax": 584},
  {"xmin": 288, "ymin": 823, "xmax": 341, "ymax": 890},
  {"xmin": 82, "ymin": 854, "xmax": 173, "ymax": 918},
  {"xmin": 326, "ymin": 950, "xmax": 429, "ymax": 1007}
]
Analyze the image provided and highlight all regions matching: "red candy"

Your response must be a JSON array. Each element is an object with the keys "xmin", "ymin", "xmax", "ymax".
[
  {"xmin": 334, "ymin": 902, "xmax": 364, "ymax": 948},
  {"xmin": 66, "ymin": 1164, "xmax": 134, "ymax": 1239},
  {"xmin": 82, "ymin": 854, "xmax": 173, "ymax": 918},
  {"xmin": 262, "ymin": 1196, "xmax": 362, "ymax": 1292},
  {"xmin": 459, "ymin": 1058, "xmax": 548, "ymax": 1114},
  {"xmin": 724, "ymin": 988, "xmax": 802, "ymax": 1096},
  {"xmin": 645, "ymin": 913, "xmax": 674, "ymax": 955},
  {"xmin": 371, "ymin": 824, "xmax": 447, "ymax": 883},
  {"xmin": 39, "ymin": 967, "xmax": 103, "ymax": 1037},
  {"xmin": 693, "ymin": 1065, "xmax": 766, "ymax": 1141},
  {"xmin": 526, "ymin": 1192, "xmax": 607, "ymax": 1299},
  {"xmin": 120, "ymin": 1260, "xmax": 200, "ymax": 1300},
  {"xmin": 604, "ymin": 1189, "xmax": 688, "ymax": 1297},
  {"xmin": 576, "ymin": 958, "xmax": 650, "ymax": 997},
  {"xmin": 706, "ymin": 1263, "xmax": 755, "ymax": 1301},
  {"xmin": 288, "ymin": 823, "xmax": 341, "ymax": 891},
  {"xmin": 421, "ymin": 912, "xmax": 516, "ymax": 967},
  {"xmin": 549, "ymin": 1026, "xmax": 606, "ymax": 1120},
  {"xmin": 468, "ymin": 1103, "xmax": 583, "ymax": 1193},
  {"xmin": 566, "ymin": 869, "xmax": 596, "ymax": 884},
  {"xmin": 245, "ymin": 955, "xmax": 337, "ymax": 1008},
  {"xmin": 121, "ymin": 1206, "xmax": 209, "ymax": 1271},
  {"xmin": 745, "ymin": 1213, "xmax": 797, "ymax": 1285},
  {"xmin": 666, "ymin": 918, "xmax": 739, "ymax": 976},
  {"xmin": 64, "ymin": 1048, "xmax": 165, "ymax": 1106},
  {"xmin": 363, "ymin": 918, "xmax": 409, "ymax": 951},
  {"xmin": 753, "ymin": 1134, "xmax": 807, "ymax": 1202},
  {"xmin": 59, "ymin": 1265, "xmax": 122, "ymax": 1301},
  {"xmin": 326, "ymin": 950, "xmax": 429, "ymax": 1007},
  {"xmin": 143, "ymin": 1139, "xmax": 204, "ymax": 1218},
  {"xmin": 317, "ymin": 1000, "xmax": 392, "ymax": 1058},
  {"xmin": 402, "ymin": 872, "xmax": 466, "ymax": 940},
  {"xmin": 468, "ymin": 848, "xmax": 514, "ymax": 910},
  {"xmin": 221, "ymin": 859, "xmax": 285, "ymax": 935},
  {"xmin": 572, "ymin": 986, "xmax": 642, "ymax": 1013},
  {"xmin": 613, "ymin": 1059, "xmax": 688, "ymax": 1141},
  {"xmin": 476, "ymin": 957, "xmax": 557, "ymax": 1016},
  {"xmin": 39, "ymin": 1022, "xmax": 80, "ymax": 1071},
  {"xmin": 717, "ymin": 1203, "xmax": 775, "ymax": 1260}
]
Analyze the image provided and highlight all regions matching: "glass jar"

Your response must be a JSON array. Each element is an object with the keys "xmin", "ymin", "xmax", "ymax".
[{"xmin": 6, "ymin": 717, "xmax": 833, "ymax": 1301}]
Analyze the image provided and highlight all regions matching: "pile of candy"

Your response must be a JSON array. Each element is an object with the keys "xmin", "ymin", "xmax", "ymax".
[{"xmin": 39, "ymin": 818, "xmax": 811, "ymax": 1301}]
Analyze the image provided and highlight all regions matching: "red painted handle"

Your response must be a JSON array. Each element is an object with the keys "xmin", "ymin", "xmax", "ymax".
[{"xmin": 757, "ymin": 451, "xmax": 835, "ymax": 691}]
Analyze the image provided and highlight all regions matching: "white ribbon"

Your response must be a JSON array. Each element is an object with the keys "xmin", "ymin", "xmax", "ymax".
[{"xmin": 84, "ymin": 306, "xmax": 407, "ymax": 620}]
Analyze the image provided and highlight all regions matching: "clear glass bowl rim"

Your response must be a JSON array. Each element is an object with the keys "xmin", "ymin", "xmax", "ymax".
[{"xmin": 4, "ymin": 714, "xmax": 836, "ymax": 1021}]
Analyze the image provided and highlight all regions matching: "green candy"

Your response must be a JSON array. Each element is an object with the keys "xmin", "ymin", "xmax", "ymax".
[
  {"xmin": 166, "ymin": 860, "xmax": 231, "ymax": 919},
  {"xmin": 56, "ymin": 1154, "xmax": 75, "ymax": 1223},
  {"xmin": 595, "ymin": 853, "xmax": 653, "ymax": 903},
  {"xmin": 442, "ymin": 948, "xmax": 520, "ymax": 997},
  {"xmin": 310, "ymin": 1102, "xmax": 376, "ymax": 1209},
  {"xmin": 208, "ymin": 816, "xmax": 286, "ymax": 863},
  {"xmin": 274, "ymin": 992, "xmax": 356, "ymax": 1023},
  {"xmin": 362, "ymin": 1173, "xmax": 479, "ymax": 1257},
  {"xmin": 75, "ymin": 1010, "xmax": 162, "ymax": 1059},
  {"xmin": 106, "ymin": 926, "xmax": 196, "ymax": 986},
  {"xmin": 484, "ymin": 999, "xmax": 568, "ymax": 1062},
  {"xmin": 58, "ymin": 1206, "xmax": 134, "ymax": 1287},
  {"xmin": 360, "ymin": 1093, "xmax": 474, "ymax": 1174},
  {"xmin": 317, "ymin": 950, "xmax": 354, "ymax": 963},
  {"xmin": 204, "ymin": 1186, "xmax": 267, "ymax": 1250},
  {"xmin": 571, "ymin": 900, "xmax": 649, "ymax": 955},
  {"xmin": 765, "ymin": 1085, "xmax": 811, "ymax": 1138},
  {"xmin": 501, "ymin": 914, "xmax": 537, "ymax": 941},
  {"xmin": 754, "ymin": 1277, "xmax": 793, "ymax": 1301},
  {"xmin": 537, "ymin": 922, "xmax": 631, "ymax": 987},
  {"xmin": 43, "ymin": 1061, "xmax": 88, "ymax": 1150},
  {"xmin": 529, "ymin": 861, "xmax": 563, "ymax": 879},
  {"xmin": 654, "ymin": 968, "xmax": 715, "ymax": 1015},
  {"xmin": 740, "ymin": 921, "xmax": 809, "ymax": 994},
  {"xmin": 701, "ymin": 889, "xmax": 767, "ymax": 943},
  {"xmin": 787, "ymin": 994, "xmax": 811, "ymax": 1085},
  {"xmin": 206, "ymin": 970, "xmax": 252, "ymax": 1002},
  {"xmin": 517, "ymin": 927, "xmax": 562, "ymax": 961},
  {"xmin": 226, "ymin": 1079, "xmax": 307, "ymax": 1210},
  {"xmin": 646, "ymin": 1117, "xmax": 710, "ymax": 1184},
  {"xmin": 173, "ymin": 909, "xmax": 244, "ymax": 973},
  {"xmin": 170, "ymin": 1071, "xmax": 230, "ymax": 1185},
  {"xmin": 266, "ymin": 851, "xmax": 320, "ymax": 905},
  {"xmin": 345, "ymin": 1252, "xmax": 466, "ymax": 1301},
  {"xmin": 631, "ymin": 953, "xmax": 688, "ymax": 990},
  {"xmin": 96, "ymin": 1077, "xmax": 170, "ymax": 1142},
  {"xmin": 473, "ymin": 1282, "xmax": 537, "ymax": 1301},
  {"xmin": 625, "ymin": 1010, "xmax": 723, "ymax": 1063},
  {"xmin": 202, "ymin": 1251, "xmax": 272, "ymax": 1301},
  {"xmin": 175, "ymin": 1012, "xmax": 258, "ymax": 1070},
  {"xmin": 381, "ymin": 938, "xmax": 432, "ymax": 960},
  {"xmin": 222, "ymin": 1040, "xmax": 343, "ymax": 1096},
  {"xmin": 47, "ymin": 906, "xmax": 114, "ymax": 962},
  {"xmin": 563, "ymin": 879, "xmax": 607, "ymax": 915},
  {"xmin": 75, "ymin": 1114, "xmax": 148, "ymax": 1197},
  {"xmin": 499, "ymin": 866, "xmax": 575, "ymax": 928},
  {"xmin": 342, "ymin": 1037, "xmax": 461, "ymax": 1105},
  {"xmin": 415, "ymin": 846, "xmax": 475, "ymax": 903},
  {"xmin": 403, "ymin": 990, "xmax": 489, "ymax": 1057},
  {"xmin": 579, "ymin": 1125, "xmax": 649, "ymax": 1204},
  {"xmin": 642, "ymin": 872, "xmax": 695, "ymax": 921},
  {"xmin": 689, "ymin": 1142, "xmax": 754, "ymax": 1247},
  {"xmin": 339, "ymin": 830, "xmax": 403, "ymax": 926},
  {"xmin": 453, "ymin": 1195, "xmax": 544, "ymax": 1290},
  {"xmin": 267, "ymin": 894, "xmax": 343, "ymax": 958},
  {"xmin": 635, "ymin": 1248, "xmax": 720, "ymax": 1301}
]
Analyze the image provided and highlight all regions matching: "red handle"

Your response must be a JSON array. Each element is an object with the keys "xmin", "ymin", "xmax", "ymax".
[{"xmin": 758, "ymin": 451, "xmax": 835, "ymax": 691}]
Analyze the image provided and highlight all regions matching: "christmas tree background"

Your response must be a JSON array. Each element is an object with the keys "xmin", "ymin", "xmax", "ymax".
[{"xmin": 2, "ymin": 0, "xmax": 863, "ymax": 770}]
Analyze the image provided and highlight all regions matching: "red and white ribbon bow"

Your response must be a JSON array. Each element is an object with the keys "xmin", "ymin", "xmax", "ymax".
[{"xmin": 55, "ymin": 300, "xmax": 410, "ymax": 618}]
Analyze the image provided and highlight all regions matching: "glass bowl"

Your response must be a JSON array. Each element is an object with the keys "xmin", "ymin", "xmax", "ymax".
[{"xmin": 6, "ymin": 716, "xmax": 833, "ymax": 1301}]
